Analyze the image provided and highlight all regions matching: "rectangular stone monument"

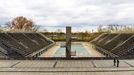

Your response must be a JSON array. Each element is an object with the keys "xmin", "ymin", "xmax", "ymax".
[{"xmin": 66, "ymin": 26, "xmax": 71, "ymax": 58}]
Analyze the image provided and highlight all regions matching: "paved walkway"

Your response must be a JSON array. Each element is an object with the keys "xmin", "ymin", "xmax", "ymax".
[
  {"xmin": 82, "ymin": 42, "xmax": 104, "ymax": 57},
  {"xmin": 39, "ymin": 42, "xmax": 60, "ymax": 57},
  {"xmin": 0, "ymin": 60, "xmax": 134, "ymax": 75}
]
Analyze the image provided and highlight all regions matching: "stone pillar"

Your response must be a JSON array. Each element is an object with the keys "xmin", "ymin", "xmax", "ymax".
[{"xmin": 66, "ymin": 26, "xmax": 71, "ymax": 58}]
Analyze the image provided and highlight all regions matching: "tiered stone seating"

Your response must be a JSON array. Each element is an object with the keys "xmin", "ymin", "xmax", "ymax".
[
  {"xmin": 96, "ymin": 34, "xmax": 117, "ymax": 47},
  {"xmin": 103, "ymin": 34, "xmax": 133, "ymax": 51},
  {"xmin": 111, "ymin": 35, "xmax": 134, "ymax": 57},
  {"xmin": 88, "ymin": 33, "xmax": 103, "ymax": 41},
  {"xmin": 91, "ymin": 34, "xmax": 108, "ymax": 46},
  {"xmin": 0, "ymin": 33, "xmax": 31, "ymax": 56},
  {"xmin": 35, "ymin": 33, "xmax": 52, "ymax": 45},
  {"xmin": 23, "ymin": 33, "xmax": 45, "ymax": 50},
  {"xmin": 90, "ymin": 33, "xmax": 134, "ymax": 57},
  {"xmin": 101, "ymin": 34, "xmax": 118, "ymax": 47},
  {"xmin": 0, "ymin": 33, "xmax": 54, "ymax": 58},
  {"xmin": 8, "ymin": 33, "xmax": 38, "ymax": 50}
]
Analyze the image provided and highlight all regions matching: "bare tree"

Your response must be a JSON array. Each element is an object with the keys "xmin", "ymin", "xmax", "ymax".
[
  {"xmin": 97, "ymin": 24, "xmax": 120, "ymax": 33},
  {"xmin": 8, "ymin": 16, "xmax": 39, "ymax": 32}
]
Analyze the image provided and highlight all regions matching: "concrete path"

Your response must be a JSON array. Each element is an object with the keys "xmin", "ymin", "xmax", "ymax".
[
  {"xmin": 82, "ymin": 42, "xmax": 104, "ymax": 57},
  {"xmin": 0, "ymin": 60, "xmax": 134, "ymax": 75},
  {"xmin": 39, "ymin": 42, "xmax": 60, "ymax": 57}
]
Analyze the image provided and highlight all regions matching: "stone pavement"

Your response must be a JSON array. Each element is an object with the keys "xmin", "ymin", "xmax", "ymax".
[{"xmin": 0, "ymin": 60, "xmax": 134, "ymax": 75}]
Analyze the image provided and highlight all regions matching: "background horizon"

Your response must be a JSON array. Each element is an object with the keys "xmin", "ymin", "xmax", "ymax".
[{"xmin": 1, "ymin": 0, "xmax": 134, "ymax": 32}]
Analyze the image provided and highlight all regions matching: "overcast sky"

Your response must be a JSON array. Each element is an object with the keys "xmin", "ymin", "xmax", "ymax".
[{"xmin": 0, "ymin": 0, "xmax": 134, "ymax": 30}]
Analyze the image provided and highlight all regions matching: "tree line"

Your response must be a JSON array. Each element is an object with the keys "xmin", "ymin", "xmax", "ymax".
[{"xmin": 0, "ymin": 16, "xmax": 134, "ymax": 33}]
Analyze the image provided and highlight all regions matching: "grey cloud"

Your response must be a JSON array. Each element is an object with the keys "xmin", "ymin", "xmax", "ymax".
[{"xmin": 0, "ymin": 0, "xmax": 134, "ymax": 27}]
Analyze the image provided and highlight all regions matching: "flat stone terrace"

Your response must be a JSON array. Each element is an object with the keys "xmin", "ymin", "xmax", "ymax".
[{"xmin": 0, "ymin": 60, "xmax": 134, "ymax": 75}]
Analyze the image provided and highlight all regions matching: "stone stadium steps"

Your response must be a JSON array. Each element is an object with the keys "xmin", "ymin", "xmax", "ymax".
[
  {"xmin": 0, "ymin": 33, "xmax": 30, "ymax": 56},
  {"xmin": 102, "ymin": 34, "xmax": 121, "ymax": 47},
  {"xmin": 98, "ymin": 34, "xmax": 118, "ymax": 47},
  {"xmin": 112, "ymin": 35, "xmax": 134, "ymax": 56},
  {"xmin": 8, "ymin": 33, "xmax": 38, "ymax": 50},
  {"xmin": 90, "ymin": 33, "xmax": 106, "ymax": 43},
  {"xmin": 90, "ymin": 33, "xmax": 134, "ymax": 57},
  {"xmin": 0, "ymin": 33, "xmax": 54, "ymax": 58}
]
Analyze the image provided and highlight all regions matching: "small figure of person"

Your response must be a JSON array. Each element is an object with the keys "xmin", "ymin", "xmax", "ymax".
[
  {"xmin": 117, "ymin": 59, "xmax": 119, "ymax": 67},
  {"xmin": 113, "ymin": 59, "xmax": 116, "ymax": 66}
]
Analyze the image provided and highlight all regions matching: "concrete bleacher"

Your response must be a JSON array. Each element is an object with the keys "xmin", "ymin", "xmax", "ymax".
[
  {"xmin": 91, "ymin": 33, "xmax": 134, "ymax": 57},
  {"xmin": 88, "ymin": 33, "xmax": 103, "ymax": 41},
  {"xmin": 91, "ymin": 34, "xmax": 108, "ymax": 46},
  {"xmin": 0, "ymin": 33, "xmax": 54, "ymax": 59},
  {"xmin": 0, "ymin": 33, "xmax": 29, "ymax": 56},
  {"xmin": 112, "ymin": 35, "xmax": 134, "ymax": 56}
]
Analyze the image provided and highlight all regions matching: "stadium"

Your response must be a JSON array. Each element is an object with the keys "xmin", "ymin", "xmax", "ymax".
[
  {"xmin": 1, "ymin": 31, "xmax": 134, "ymax": 59},
  {"xmin": 0, "ymin": 27, "xmax": 134, "ymax": 75},
  {"xmin": 1, "ymin": 0, "xmax": 134, "ymax": 75}
]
